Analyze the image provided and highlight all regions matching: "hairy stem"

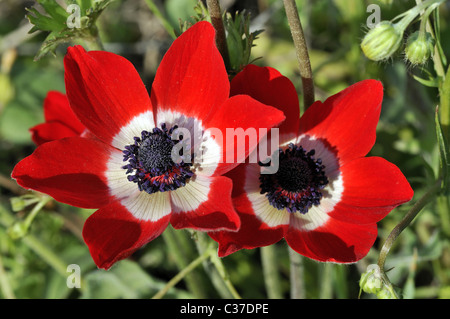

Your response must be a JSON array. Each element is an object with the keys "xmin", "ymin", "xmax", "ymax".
[
  {"xmin": 283, "ymin": 0, "xmax": 315, "ymax": 110},
  {"xmin": 206, "ymin": 0, "xmax": 231, "ymax": 71}
]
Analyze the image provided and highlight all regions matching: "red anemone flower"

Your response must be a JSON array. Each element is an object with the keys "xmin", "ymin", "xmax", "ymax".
[
  {"xmin": 209, "ymin": 65, "xmax": 414, "ymax": 263},
  {"xmin": 30, "ymin": 91, "xmax": 85, "ymax": 145},
  {"xmin": 12, "ymin": 22, "xmax": 285, "ymax": 269}
]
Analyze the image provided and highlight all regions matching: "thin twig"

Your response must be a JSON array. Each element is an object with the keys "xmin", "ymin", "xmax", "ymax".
[{"xmin": 283, "ymin": 0, "xmax": 315, "ymax": 110}]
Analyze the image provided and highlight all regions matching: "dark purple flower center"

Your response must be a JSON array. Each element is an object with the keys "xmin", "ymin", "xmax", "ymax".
[
  {"xmin": 122, "ymin": 123, "xmax": 194, "ymax": 194},
  {"xmin": 259, "ymin": 143, "xmax": 328, "ymax": 214}
]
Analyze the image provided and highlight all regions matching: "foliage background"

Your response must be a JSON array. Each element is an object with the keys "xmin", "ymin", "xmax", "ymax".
[{"xmin": 0, "ymin": 0, "xmax": 449, "ymax": 299}]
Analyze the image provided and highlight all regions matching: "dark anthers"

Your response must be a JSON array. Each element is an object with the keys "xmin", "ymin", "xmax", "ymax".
[
  {"xmin": 122, "ymin": 123, "xmax": 194, "ymax": 194},
  {"xmin": 259, "ymin": 143, "xmax": 328, "ymax": 214}
]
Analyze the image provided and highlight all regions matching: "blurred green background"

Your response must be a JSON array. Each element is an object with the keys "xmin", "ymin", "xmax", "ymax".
[{"xmin": 0, "ymin": 0, "xmax": 449, "ymax": 299}]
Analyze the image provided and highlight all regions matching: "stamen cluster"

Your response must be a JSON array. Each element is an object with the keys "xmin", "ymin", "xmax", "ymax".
[
  {"xmin": 259, "ymin": 143, "xmax": 328, "ymax": 214},
  {"xmin": 122, "ymin": 124, "xmax": 194, "ymax": 194}
]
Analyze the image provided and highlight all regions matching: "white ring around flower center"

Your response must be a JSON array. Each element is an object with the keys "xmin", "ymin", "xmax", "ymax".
[
  {"xmin": 245, "ymin": 134, "xmax": 343, "ymax": 231},
  {"xmin": 104, "ymin": 110, "xmax": 222, "ymax": 221}
]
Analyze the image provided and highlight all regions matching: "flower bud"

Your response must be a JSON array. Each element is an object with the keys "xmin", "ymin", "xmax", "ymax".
[
  {"xmin": 377, "ymin": 286, "xmax": 396, "ymax": 299},
  {"xmin": 404, "ymin": 31, "xmax": 435, "ymax": 65},
  {"xmin": 361, "ymin": 21, "xmax": 404, "ymax": 61},
  {"xmin": 7, "ymin": 221, "xmax": 28, "ymax": 240},
  {"xmin": 359, "ymin": 264, "xmax": 383, "ymax": 294}
]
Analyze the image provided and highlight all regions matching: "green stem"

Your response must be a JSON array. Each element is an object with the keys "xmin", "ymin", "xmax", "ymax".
[
  {"xmin": 83, "ymin": 34, "xmax": 104, "ymax": 51},
  {"xmin": 22, "ymin": 234, "xmax": 71, "ymax": 280},
  {"xmin": 152, "ymin": 245, "xmax": 213, "ymax": 299},
  {"xmin": 0, "ymin": 202, "xmax": 86, "ymax": 292},
  {"xmin": 206, "ymin": 0, "xmax": 231, "ymax": 71},
  {"xmin": 261, "ymin": 245, "xmax": 283, "ymax": 299},
  {"xmin": 0, "ymin": 254, "xmax": 15, "ymax": 299},
  {"xmin": 440, "ymin": 65, "xmax": 450, "ymax": 143},
  {"xmin": 192, "ymin": 231, "xmax": 241, "ymax": 299},
  {"xmin": 209, "ymin": 249, "xmax": 241, "ymax": 299},
  {"xmin": 288, "ymin": 247, "xmax": 305, "ymax": 299},
  {"xmin": 162, "ymin": 227, "xmax": 208, "ymax": 298},
  {"xmin": 23, "ymin": 196, "xmax": 51, "ymax": 232},
  {"xmin": 377, "ymin": 179, "xmax": 442, "ymax": 270},
  {"xmin": 283, "ymin": 0, "xmax": 314, "ymax": 111},
  {"xmin": 437, "ymin": 195, "xmax": 450, "ymax": 237},
  {"xmin": 319, "ymin": 263, "xmax": 333, "ymax": 299},
  {"xmin": 144, "ymin": 0, "xmax": 176, "ymax": 39}
]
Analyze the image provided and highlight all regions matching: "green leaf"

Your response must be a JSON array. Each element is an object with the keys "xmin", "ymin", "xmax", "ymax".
[
  {"xmin": 224, "ymin": 11, "xmax": 263, "ymax": 73},
  {"xmin": 80, "ymin": 260, "xmax": 193, "ymax": 299},
  {"xmin": 412, "ymin": 74, "xmax": 440, "ymax": 88},
  {"xmin": 26, "ymin": 0, "xmax": 115, "ymax": 60},
  {"xmin": 76, "ymin": 0, "xmax": 95, "ymax": 14},
  {"xmin": 34, "ymin": 29, "xmax": 80, "ymax": 61},
  {"xmin": 26, "ymin": 7, "xmax": 66, "ymax": 33},
  {"xmin": 36, "ymin": 0, "xmax": 69, "ymax": 24}
]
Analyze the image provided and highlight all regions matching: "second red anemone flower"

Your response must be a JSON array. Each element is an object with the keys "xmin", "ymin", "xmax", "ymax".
[
  {"xmin": 30, "ymin": 91, "xmax": 85, "ymax": 145},
  {"xmin": 209, "ymin": 65, "xmax": 414, "ymax": 263},
  {"xmin": 12, "ymin": 22, "xmax": 285, "ymax": 269}
]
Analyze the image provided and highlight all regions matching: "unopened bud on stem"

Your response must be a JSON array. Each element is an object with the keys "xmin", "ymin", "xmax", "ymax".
[
  {"xmin": 361, "ymin": 21, "xmax": 404, "ymax": 61},
  {"xmin": 405, "ymin": 31, "xmax": 435, "ymax": 65}
]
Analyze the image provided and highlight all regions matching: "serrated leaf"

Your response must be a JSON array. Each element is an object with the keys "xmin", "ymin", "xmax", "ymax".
[
  {"xmin": 36, "ymin": 0, "xmax": 69, "ymax": 24},
  {"xmin": 33, "ymin": 29, "xmax": 78, "ymax": 61},
  {"xmin": 26, "ymin": 7, "xmax": 65, "ymax": 33}
]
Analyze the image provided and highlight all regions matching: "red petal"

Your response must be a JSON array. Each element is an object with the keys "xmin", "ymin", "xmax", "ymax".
[
  {"xmin": 151, "ymin": 21, "xmax": 229, "ymax": 119},
  {"xmin": 12, "ymin": 137, "xmax": 112, "ymax": 208},
  {"xmin": 299, "ymin": 80, "xmax": 383, "ymax": 165},
  {"xmin": 202, "ymin": 95, "xmax": 286, "ymax": 176},
  {"xmin": 43, "ymin": 91, "xmax": 85, "ymax": 134},
  {"xmin": 64, "ymin": 46, "xmax": 152, "ymax": 145},
  {"xmin": 208, "ymin": 164, "xmax": 285, "ymax": 256},
  {"xmin": 329, "ymin": 157, "xmax": 413, "ymax": 224},
  {"xmin": 285, "ymin": 220, "xmax": 378, "ymax": 263},
  {"xmin": 209, "ymin": 197, "xmax": 285, "ymax": 257},
  {"xmin": 83, "ymin": 200, "xmax": 171, "ymax": 270},
  {"xmin": 170, "ymin": 175, "xmax": 240, "ymax": 231},
  {"xmin": 30, "ymin": 122, "xmax": 82, "ymax": 145},
  {"xmin": 230, "ymin": 64, "xmax": 300, "ymax": 141}
]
